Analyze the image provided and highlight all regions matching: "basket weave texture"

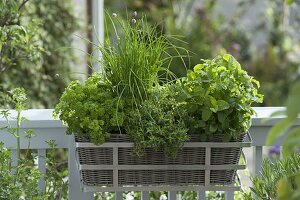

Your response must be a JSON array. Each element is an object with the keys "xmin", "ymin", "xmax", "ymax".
[{"xmin": 75, "ymin": 133, "xmax": 248, "ymax": 189}]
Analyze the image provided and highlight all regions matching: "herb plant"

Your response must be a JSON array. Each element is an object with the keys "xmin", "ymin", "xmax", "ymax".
[
  {"xmin": 55, "ymin": 12, "xmax": 183, "ymax": 150},
  {"xmin": 55, "ymin": 12, "xmax": 263, "ymax": 158},
  {"xmin": 126, "ymin": 85, "xmax": 188, "ymax": 157},
  {"xmin": 174, "ymin": 54, "xmax": 263, "ymax": 141},
  {"xmin": 247, "ymin": 154, "xmax": 300, "ymax": 200},
  {"xmin": 100, "ymin": 13, "xmax": 177, "ymax": 103},
  {"xmin": 0, "ymin": 88, "xmax": 67, "ymax": 199},
  {"xmin": 54, "ymin": 73, "xmax": 125, "ymax": 144}
]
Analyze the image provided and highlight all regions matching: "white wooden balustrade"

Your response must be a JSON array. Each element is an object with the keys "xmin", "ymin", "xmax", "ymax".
[{"xmin": 0, "ymin": 107, "xmax": 300, "ymax": 200}]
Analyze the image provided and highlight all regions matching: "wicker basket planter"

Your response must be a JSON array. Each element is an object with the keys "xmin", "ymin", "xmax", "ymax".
[{"xmin": 75, "ymin": 132, "xmax": 251, "ymax": 192}]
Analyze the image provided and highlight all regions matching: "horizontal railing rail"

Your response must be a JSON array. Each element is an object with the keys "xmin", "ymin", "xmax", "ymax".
[{"xmin": 0, "ymin": 107, "xmax": 300, "ymax": 200}]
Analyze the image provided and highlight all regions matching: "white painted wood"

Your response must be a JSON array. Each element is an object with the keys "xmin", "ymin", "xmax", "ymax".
[
  {"xmin": 68, "ymin": 135, "xmax": 93, "ymax": 200},
  {"xmin": 82, "ymin": 185, "xmax": 241, "ymax": 193},
  {"xmin": 2, "ymin": 108, "xmax": 296, "ymax": 128},
  {"xmin": 113, "ymin": 147, "xmax": 118, "ymax": 187},
  {"xmin": 168, "ymin": 191, "xmax": 176, "ymax": 200},
  {"xmin": 115, "ymin": 191, "xmax": 122, "ymax": 200},
  {"xmin": 225, "ymin": 191, "xmax": 234, "ymax": 200},
  {"xmin": 142, "ymin": 191, "xmax": 150, "ymax": 200},
  {"xmin": 197, "ymin": 191, "xmax": 205, "ymax": 200},
  {"xmin": 253, "ymin": 146, "xmax": 263, "ymax": 177},
  {"xmin": 10, "ymin": 149, "xmax": 18, "ymax": 174},
  {"xmin": 91, "ymin": 0, "xmax": 104, "ymax": 72},
  {"xmin": 38, "ymin": 149, "xmax": 46, "ymax": 192},
  {"xmin": 205, "ymin": 147, "xmax": 211, "ymax": 186},
  {"xmin": 71, "ymin": 0, "xmax": 88, "ymax": 81},
  {"xmin": 1, "ymin": 108, "xmax": 300, "ymax": 197}
]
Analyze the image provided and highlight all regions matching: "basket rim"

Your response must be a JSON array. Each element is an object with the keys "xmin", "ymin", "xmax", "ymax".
[{"xmin": 75, "ymin": 132, "xmax": 251, "ymax": 148}]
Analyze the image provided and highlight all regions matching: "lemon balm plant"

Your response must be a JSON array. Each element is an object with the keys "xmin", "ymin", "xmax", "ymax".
[{"xmin": 174, "ymin": 54, "xmax": 263, "ymax": 141}]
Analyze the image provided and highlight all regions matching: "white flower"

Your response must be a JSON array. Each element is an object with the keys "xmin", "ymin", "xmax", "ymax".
[
  {"xmin": 112, "ymin": 13, "xmax": 117, "ymax": 18},
  {"xmin": 133, "ymin": 11, "xmax": 138, "ymax": 18},
  {"xmin": 131, "ymin": 18, "xmax": 137, "ymax": 24},
  {"xmin": 160, "ymin": 194, "xmax": 168, "ymax": 200},
  {"xmin": 125, "ymin": 192, "xmax": 134, "ymax": 200}
]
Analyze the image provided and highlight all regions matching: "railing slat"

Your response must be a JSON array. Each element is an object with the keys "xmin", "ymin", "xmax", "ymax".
[
  {"xmin": 10, "ymin": 149, "xmax": 18, "ymax": 167},
  {"xmin": 142, "ymin": 191, "xmax": 150, "ymax": 200},
  {"xmin": 197, "ymin": 191, "xmax": 205, "ymax": 200},
  {"xmin": 253, "ymin": 146, "xmax": 263, "ymax": 176},
  {"xmin": 115, "ymin": 192, "xmax": 122, "ymax": 200},
  {"xmin": 68, "ymin": 135, "xmax": 94, "ymax": 200},
  {"xmin": 168, "ymin": 191, "xmax": 176, "ymax": 200},
  {"xmin": 225, "ymin": 191, "xmax": 234, "ymax": 200},
  {"xmin": 38, "ymin": 149, "xmax": 46, "ymax": 192}
]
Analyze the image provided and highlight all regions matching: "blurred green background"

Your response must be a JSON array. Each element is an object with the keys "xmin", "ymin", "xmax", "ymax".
[{"xmin": 1, "ymin": 0, "xmax": 300, "ymax": 107}]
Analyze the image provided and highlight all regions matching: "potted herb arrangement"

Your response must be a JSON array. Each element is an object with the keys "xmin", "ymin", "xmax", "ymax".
[{"xmin": 54, "ymin": 12, "xmax": 263, "ymax": 192}]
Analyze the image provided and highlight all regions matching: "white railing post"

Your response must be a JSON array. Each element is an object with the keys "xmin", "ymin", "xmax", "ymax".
[
  {"xmin": 168, "ymin": 191, "xmax": 176, "ymax": 200},
  {"xmin": 10, "ymin": 149, "xmax": 18, "ymax": 173},
  {"xmin": 1, "ymin": 108, "xmax": 299, "ymax": 199},
  {"xmin": 91, "ymin": 0, "xmax": 104, "ymax": 72},
  {"xmin": 253, "ymin": 146, "xmax": 263, "ymax": 177},
  {"xmin": 38, "ymin": 149, "xmax": 46, "ymax": 192},
  {"xmin": 142, "ymin": 191, "xmax": 150, "ymax": 200},
  {"xmin": 115, "ymin": 192, "xmax": 122, "ymax": 200},
  {"xmin": 68, "ymin": 135, "xmax": 94, "ymax": 199},
  {"xmin": 225, "ymin": 191, "xmax": 234, "ymax": 200},
  {"xmin": 197, "ymin": 191, "xmax": 205, "ymax": 200}
]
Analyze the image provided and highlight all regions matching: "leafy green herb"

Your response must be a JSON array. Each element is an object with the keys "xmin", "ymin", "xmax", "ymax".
[
  {"xmin": 174, "ymin": 54, "xmax": 263, "ymax": 140},
  {"xmin": 100, "ymin": 12, "xmax": 178, "ymax": 103},
  {"xmin": 54, "ymin": 73, "xmax": 125, "ymax": 144},
  {"xmin": 248, "ymin": 154, "xmax": 300, "ymax": 200},
  {"xmin": 125, "ymin": 85, "xmax": 188, "ymax": 158}
]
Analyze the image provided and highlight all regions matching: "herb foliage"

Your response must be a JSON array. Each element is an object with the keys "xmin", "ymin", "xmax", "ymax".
[
  {"xmin": 126, "ymin": 85, "xmax": 188, "ymax": 157},
  {"xmin": 247, "ymin": 154, "xmax": 300, "ymax": 200},
  {"xmin": 54, "ymin": 73, "xmax": 125, "ymax": 144},
  {"xmin": 0, "ymin": 88, "xmax": 67, "ymax": 199},
  {"xmin": 55, "ymin": 13, "xmax": 263, "ymax": 157},
  {"xmin": 100, "ymin": 13, "xmax": 176, "ymax": 103},
  {"xmin": 174, "ymin": 54, "xmax": 263, "ymax": 141}
]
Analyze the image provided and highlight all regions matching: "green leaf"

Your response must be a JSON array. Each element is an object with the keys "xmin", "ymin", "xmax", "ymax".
[
  {"xmin": 217, "ymin": 112, "xmax": 227, "ymax": 123},
  {"xmin": 202, "ymin": 108, "xmax": 212, "ymax": 121},
  {"xmin": 261, "ymin": 109, "xmax": 287, "ymax": 124},
  {"xmin": 222, "ymin": 54, "xmax": 231, "ymax": 62},
  {"xmin": 266, "ymin": 118, "xmax": 294, "ymax": 145},
  {"xmin": 294, "ymin": 172, "xmax": 300, "ymax": 189},
  {"xmin": 217, "ymin": 100, "xmax": 230, "ymax": 111},
  {"xmin": 286, "ymin": 80, "xmax": 300, "ymax": 120},
  {"xmin": 282, "ymin": 127, "xmax": 300, "ymax": 157},
  {"xmin": 209, "ymin": 96, "xmax": 217, "ymax": 106},
  {"xmin": 194, "ymin": 64, "xmax": 203, "ymax": 73},
  {"xmin": 269, "ymin": 109, "xmax": 287, "ymax": 118},
  {"xmin": 209, "ymin": 123, "xmax": 218, "ymax": 132},
  {"xmin": 277, "ymin": 178, "xmax": 293, "ymax": 200},
  {"xmin": 285, "ymin": 0, "xmax": 294, "ymax": 5},
  {"xmin": 187, "ymin": 70, "xmax": 197, "ymax": 80}
]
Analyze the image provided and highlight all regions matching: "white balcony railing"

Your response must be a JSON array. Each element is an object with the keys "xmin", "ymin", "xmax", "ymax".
[{"xmin": 1, "ymin": 107, "xmax": 300, "ymax": 200}]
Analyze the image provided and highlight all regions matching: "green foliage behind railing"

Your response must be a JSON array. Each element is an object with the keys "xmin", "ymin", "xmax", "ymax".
[
  {"xmin": 0, "ymin": 0, "xmax": 78, "ymax": 108},
  {"xmin": 105, "ymin": 0, "xmax": 300, "ymax": 107}
]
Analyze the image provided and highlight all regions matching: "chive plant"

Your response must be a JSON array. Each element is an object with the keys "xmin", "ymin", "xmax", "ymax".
[{"xmin": 99, "ymin": 12, "xmax": 179, "ymax": 104}]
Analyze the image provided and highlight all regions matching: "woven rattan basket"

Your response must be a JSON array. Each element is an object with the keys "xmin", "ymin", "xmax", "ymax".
[{"xmin": 75, "ymin": 132, "xmax": 251, "ymax": 192}]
